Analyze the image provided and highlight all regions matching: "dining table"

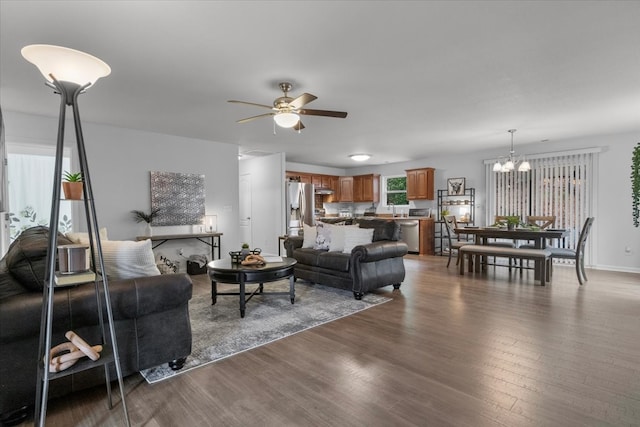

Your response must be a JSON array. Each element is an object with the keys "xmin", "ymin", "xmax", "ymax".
[{"xmin": 454, "ymin": 226, "xmax": 570, "ymax": 280}]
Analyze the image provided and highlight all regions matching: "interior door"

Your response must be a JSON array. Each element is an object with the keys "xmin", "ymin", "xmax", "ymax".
[{"xmin": 239, "ymin": 173, "xmax": 252, "ymax": 246}]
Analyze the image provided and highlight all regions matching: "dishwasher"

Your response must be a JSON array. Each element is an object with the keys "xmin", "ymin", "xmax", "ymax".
[{"xmin": 397, "ymin": 219, "xmax": 420, "ymax": 253}]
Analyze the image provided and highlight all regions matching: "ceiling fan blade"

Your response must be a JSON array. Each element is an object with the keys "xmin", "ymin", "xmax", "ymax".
[
  {"xmin": 293, "ymin": 121, "xmax": 305, "ymax": 131},
  {"xmin": 298, "ymin": 108, "xmax": 348, "ymax": 118},
  {"xmin": 228, "ymin": 100, "xmax": 274, "ymax": 109},
  {"xmin": 288, "ymin": 93, "xmax": 317, "ymax": 110},
  {"xmin": 237, "ymin": 112, "xmax": 275, "ymax": 124}
]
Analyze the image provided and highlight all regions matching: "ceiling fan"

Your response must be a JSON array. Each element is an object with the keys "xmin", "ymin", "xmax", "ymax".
[{"xmin": 228, "ymin": 82, "xmax": 347, "ymax": 131}]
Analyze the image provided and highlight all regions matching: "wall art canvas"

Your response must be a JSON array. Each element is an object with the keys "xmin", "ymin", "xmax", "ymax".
[
  {"xmin": 150, "ymin": 171, "xmax": 205, "ymax": 226},
  {"xmin": 447, "ymin": 177, "xmax": 465, "ymax": 196}
]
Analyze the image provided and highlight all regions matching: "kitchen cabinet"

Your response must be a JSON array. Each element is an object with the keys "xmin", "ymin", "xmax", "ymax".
[
  {"xmin": 419, "ymin": 219, "xmax": 435, "ymax": 255},
  {"xmin": 325, "ymin": 176, "xmax": 340, "ymax": 203},
  {"xmin": 338, "ymin": 176, "xmax": 354, "ymax": 202},
  {"xmin": 406, "ymin": 167, "xmax": 434, "ymax": 200},
  {"xmin": 353, "ymin": 174, "xmax": 380, "ymax": 203},
  {"xmin": 286, "ymin": 171, "xmax": 312, "ymax": 184}
]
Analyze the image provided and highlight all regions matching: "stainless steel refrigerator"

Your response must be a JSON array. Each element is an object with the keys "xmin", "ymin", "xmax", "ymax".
[{"xmin": 285, "ymin": 181, "xmax": 315, "ymax": 236}]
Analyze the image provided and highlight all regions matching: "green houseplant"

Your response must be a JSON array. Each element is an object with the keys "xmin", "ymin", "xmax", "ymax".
[
  {"xmin": 62, "ymin": 171, "xmax": 83, "ymax": 200},
  {"xmin": 505, "ymin": 215, "xmax": 520, "ymax": 230},
  {"xmin": 240, "ymin": 242, "xmax": 250, "ymax": 260},
  {"xmin": 632, "ymin": 142, "xmax": 640, "ymax": 227},
  {"xmin": 131, "ymin": 208, "xmax": 160, "ymax": 236}
]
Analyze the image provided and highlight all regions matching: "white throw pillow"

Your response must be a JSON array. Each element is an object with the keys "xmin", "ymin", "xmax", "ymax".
[
  {"xmin": 66, "ymin": 228, "xmax": 109, "ymax": 244},
  {"xmin": 342, "ymin": 227, "xmax": 374, "ymax": 253},
  {"xmin": 328, "ymin": 224, "xmax": 358, "ymax": 252},
  {"xmin": 302, "ymin": 223, "xmax": 317, "ymax": 248},
  {"xmin": 97, "ymin": 239, "xmax": 161, "ymax": 280}
]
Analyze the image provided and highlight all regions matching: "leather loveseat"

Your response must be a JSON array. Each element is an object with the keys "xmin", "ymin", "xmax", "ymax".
[
  {"xmin": 284, "ymin": 218, "xmax": 408, "ymax": 299},
  {"xmin": 0, "ymin": 227, "xmax": 193, "ymax": 424}
]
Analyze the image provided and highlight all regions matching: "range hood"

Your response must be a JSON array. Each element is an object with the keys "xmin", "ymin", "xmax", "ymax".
[{"xmin": 314, "ymin": 187, "xmax": 334, "ymax": 195}]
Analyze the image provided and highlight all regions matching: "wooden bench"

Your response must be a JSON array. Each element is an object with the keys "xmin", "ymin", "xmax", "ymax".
[{"xmin": 459, "ymin": 245, "xmax": 552, "ymax": 285}]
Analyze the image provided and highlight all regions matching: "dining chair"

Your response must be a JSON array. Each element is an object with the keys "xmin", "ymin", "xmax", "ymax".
[
  {"xmin": 519, "ymin": 215, "xmax": 556, "ymax": 249},
  {"xmin": 487, "ymin": 216, "xmax": 517, "ymax": 248},
  {"xmin": 485, "ymin": 216, "xmax": 518, "ymax": 268},
  {"xmin": 443, "ymin": 215, "xmax": 472, "ymax": 268},
  {"xmin": 549, "ymin": 217, "xmax": 594, "ymax": 285}
]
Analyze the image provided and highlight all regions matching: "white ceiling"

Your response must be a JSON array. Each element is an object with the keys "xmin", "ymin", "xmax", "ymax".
[{"xmin": 1, "ymin": 1, "xmax": 639, "ymax": 168}]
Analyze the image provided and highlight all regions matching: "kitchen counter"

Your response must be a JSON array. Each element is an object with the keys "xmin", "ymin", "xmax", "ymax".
[{"xmin": 316, "ymin": 216, "xmax": 434, "ymax": 255}]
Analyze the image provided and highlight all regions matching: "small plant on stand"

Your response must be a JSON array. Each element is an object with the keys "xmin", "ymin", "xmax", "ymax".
[
  {"xmin": 62, "ymin": 171, "xmax": 83, "ymax": 200},
  {"xmin": 131, "ymin": 208, "xmax": 160, "ymax": 236}
]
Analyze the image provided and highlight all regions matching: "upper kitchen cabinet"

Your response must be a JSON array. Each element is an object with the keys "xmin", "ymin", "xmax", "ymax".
[
  {"xmin": 338, "ymin": 176, "xmax": 354, "ymax": 202},
  {"xmin": 406, "ymin": 167, "xmax": 434, "ymax": 200},
  {"xmin": 325, "ymin": 176, "xmax": 340, "ymax": 203},
  {"xmin": 353, "ymin": 174, "xmax": 380, "ymax": 203},
  {"xmin": 286, "ymin": 171, "xmax": 312, "ymax": 184}
]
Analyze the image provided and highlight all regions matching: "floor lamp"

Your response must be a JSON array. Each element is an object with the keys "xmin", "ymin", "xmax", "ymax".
[{"xmin": 21, "ymin": 45, "xmax": 130, "ymax": 427}]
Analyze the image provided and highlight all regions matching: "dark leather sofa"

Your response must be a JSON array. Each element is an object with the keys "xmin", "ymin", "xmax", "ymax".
[
  {"xmin": 284, "ymin": 218, "xmax": 408, "ymax": 299},
  {"xmin": 0, "ymin": 227, "xmax": 193, "ymax": 424}
]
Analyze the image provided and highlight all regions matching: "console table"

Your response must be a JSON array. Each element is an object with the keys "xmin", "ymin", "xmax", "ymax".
[{"xmin": 137, "ymin": 232, "xmax": 223, "ymax": 260}]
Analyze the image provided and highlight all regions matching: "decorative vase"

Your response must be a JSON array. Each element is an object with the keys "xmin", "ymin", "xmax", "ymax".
[
  {"xmin": 507, "ymin": 223, "xmax": 515, "ymax": 231},
  {"xmin": 240, "ymin": 248, "xmax": 250, "ymax": 260},
  {"xmin": 145, "ymin": 222, "xmax": 153, "ymax": 237}
]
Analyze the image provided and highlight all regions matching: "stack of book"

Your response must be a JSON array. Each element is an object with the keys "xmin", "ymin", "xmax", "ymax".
[{"xmin": 54, "ymin": 270, "xmax": 96, "ymax": 287}]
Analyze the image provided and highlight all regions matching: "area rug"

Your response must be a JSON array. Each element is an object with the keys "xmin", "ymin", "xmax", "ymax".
[{"xmin": 140, "ymin": 280, "xmax": 391, "ymax": 383}]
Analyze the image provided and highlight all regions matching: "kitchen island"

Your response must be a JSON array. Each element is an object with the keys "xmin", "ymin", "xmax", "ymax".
[{"xmin": 316, "ymin": 216, "xmax": 435, "ymax": 255}]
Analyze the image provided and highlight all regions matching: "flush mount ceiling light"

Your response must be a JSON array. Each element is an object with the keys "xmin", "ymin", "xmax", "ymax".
[
  {"xmin": 273, "ymin": 111, "xmax": 300, "ymax": 128},
  {"xmin": 493, "ymin": 129, "xmax": 531, "ymax": 173},
  {"xmin": 349, "ymin": 154, "xmax": 371, "ymax": 162}
]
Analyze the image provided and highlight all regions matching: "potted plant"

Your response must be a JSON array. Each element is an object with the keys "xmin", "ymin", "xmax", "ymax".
[
  {"xmin": 505, "ymin": 215, "xmax": 520, "ymax": 231},
  {"xmin": 131, "ymin": 208, "xmax": 160, "ymax": 236},
  {"xmin": 240, "ymin": 242, "xmax": 250, "ymax": 260},
  {"xmin": 62, "ymin": 171, "xmax": 83, "ymax": 200}
]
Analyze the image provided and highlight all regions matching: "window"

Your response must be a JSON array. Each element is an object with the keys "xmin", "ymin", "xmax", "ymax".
[
  {"xmin": 485, "ymin": 148, "xmax": 598, "ymax": 262},
  {"xmin": 384, "ymin": 175, "xmax": 408, "ymax": 206},
  {"xmin": 7, "ymin": 143, "xmax": 73, "ymax": 242}
]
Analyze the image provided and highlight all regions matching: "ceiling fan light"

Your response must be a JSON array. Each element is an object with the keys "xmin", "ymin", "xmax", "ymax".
[
  {"xmin": 273, "ymin": 112, "xmax": 300, "ymax": 128},
  {"xmin": 349, "ymin": 154, "xmax": 370, "ymax": 161},
  {"xmin": 493, "ymin": 161, "xmax": 503, "ymax": 172},
  {"xmin": 21, "ymin": 44, "xmax": 110, "ymax": 87}
]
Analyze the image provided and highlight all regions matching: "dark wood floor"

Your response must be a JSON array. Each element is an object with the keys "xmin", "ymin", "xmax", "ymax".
[{"xmin": 26, "ymin": 255, "xmax": 640, "ymax": 426}]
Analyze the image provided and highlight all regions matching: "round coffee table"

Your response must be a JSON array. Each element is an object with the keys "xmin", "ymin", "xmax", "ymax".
[{"xmin": 207, "ymin": 257, "xmax": 297, "ymax": 318}]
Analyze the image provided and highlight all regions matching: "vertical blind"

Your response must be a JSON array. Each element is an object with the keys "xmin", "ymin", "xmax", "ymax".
[{"xmin": 485, "ymin": 148, "xmax": 599, "ymax": 263}]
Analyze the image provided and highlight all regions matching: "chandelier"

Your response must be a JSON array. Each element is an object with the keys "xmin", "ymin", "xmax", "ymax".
[{"xmin": 493, "ymin": 129, "xmax": 531, "ymax": 172}]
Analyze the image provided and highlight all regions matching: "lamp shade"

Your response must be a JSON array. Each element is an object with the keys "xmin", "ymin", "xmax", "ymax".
[
  {"xmin": 21, "ymin": 44, "xmax": 110, "ymax": 87},
  {"xmin": 493, "ymin": 161, "xmax": 503, "ymax": 172},
  {"xmin": 518, "ymin": 160, "xmax": 531, "ymax": 172},
  {"xmin": 273, "ymin": 112, "xmax": 300, "ymax": 128}
]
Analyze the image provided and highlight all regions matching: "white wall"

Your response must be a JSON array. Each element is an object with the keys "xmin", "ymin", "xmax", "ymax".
[
  {"xmin": 4, "ymin": 110, "xmax": 240, "ymax": 272},
  {"xmin": 239, "ymin": 153, "xmax": 286, "ymax": 255}
]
